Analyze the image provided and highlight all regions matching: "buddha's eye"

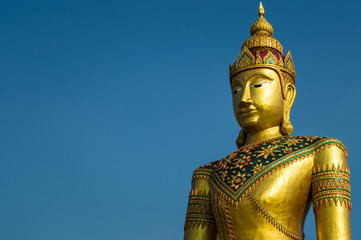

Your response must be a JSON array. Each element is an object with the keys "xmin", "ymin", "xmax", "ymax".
[
  {"xmin": 251, "ymin": 81, "xmax": 270, "ymax": 88},
  {"xmin": 232, "ymin": 88, "xmax": 242, "ymax": 95}
]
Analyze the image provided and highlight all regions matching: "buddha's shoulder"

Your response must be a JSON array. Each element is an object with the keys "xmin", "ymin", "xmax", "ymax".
[
  {"xmin": 300, "ymin": 135, "xmax": 345, "ymax": 144},
  {"xmin": 192, "ymin": 160, "xmax": 220, "ymax": 181},
  {"xmin": 191, "ymin": 147, "xmax": 244, "ymax": 180},
  {"xmin": 300, "ymin": 136, "xmax": 348, "ymax": 167},
  {"xmin": 274, "ymin": 136, "xmax": 348, "ymax": 166},
  {"xmin": 294, "ymin": 136, "xmax": 347, "ymax": 155}
]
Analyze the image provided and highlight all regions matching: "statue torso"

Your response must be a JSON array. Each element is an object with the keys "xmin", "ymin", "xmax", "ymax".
[{"xmin": 188, "ymin": 136, "xmax": 348, "ymax": 240}]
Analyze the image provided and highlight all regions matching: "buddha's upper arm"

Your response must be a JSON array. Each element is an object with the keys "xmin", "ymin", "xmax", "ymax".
[
  {"xmin": 312, "ymin": 142, "xmax": 350, "ymax": 209},
  {"xmin": 312, "ymin": 141, "xmax": 351, "ymax": 240},
  {"xmin": 313, "ymin": 142, "xmax": 348, "ymax": 167},
  {"xmin": 184, "ymin": 173, "xmax": 217, "ymax": 240},
  {"xmin": 192, "ymin": 178, "xmax": 212, "ymax": 193}
]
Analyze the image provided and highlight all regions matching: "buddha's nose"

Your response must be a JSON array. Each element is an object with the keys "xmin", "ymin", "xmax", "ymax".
[
  {"xmin": 239, "ymin": 99, "xmax": 253, "ymax": 108},
  {"xmin": 238, "ymin": 87, "xmax": 252, "ymax": 108}
]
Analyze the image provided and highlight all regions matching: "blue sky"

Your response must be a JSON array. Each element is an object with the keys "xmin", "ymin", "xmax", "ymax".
[{"xmin": 1, "ymin": 0, "xmax": 360, "ymax": 239}]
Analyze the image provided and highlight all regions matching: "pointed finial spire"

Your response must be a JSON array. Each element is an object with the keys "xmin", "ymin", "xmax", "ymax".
[
  {"xmin": 250, "ymin": 2, "xmax": 273, "ymax": 36},
  {"xmin": 259, "ymin": 2, "xmax": 265, "ymax": 17}
]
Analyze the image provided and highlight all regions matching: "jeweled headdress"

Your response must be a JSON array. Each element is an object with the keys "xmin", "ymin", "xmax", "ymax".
[{"xmin": 229, "ymin": 2, "xmax": 296, "ymax": 92}]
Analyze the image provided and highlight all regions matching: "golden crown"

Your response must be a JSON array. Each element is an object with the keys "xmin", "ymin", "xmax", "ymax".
[{"xmin": 229, "ymin": 2, "xmax": 296, "ymax": 86}]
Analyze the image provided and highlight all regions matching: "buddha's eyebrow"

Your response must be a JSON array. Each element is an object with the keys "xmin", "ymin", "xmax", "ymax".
[
  {"xmin": 248, "ymin": 74, "xmax": 273, "ymax": 82},
  {"xmin": 231, "ymin": 74, "xmax": 273, "ymax": 88}
]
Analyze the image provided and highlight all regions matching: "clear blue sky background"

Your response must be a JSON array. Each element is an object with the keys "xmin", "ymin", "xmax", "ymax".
[{"xmin": 1, "ymin": 0, "xmax": 360, "ymax": 239}]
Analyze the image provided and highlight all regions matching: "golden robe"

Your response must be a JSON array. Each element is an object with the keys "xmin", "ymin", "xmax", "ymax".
[{"xmin": 184, "ymin": 136, "xmax": 351, "ymax": 240}]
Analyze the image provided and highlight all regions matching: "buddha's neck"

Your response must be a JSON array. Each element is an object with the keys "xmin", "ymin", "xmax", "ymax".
[{"xmin": 245, "ymin": 126, "xmax": 284, "ymax": 145}]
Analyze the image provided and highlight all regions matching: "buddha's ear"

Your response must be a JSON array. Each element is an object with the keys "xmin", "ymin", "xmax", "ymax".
[
  {"xmin": 281, "ymin": 83, "xmax": 296, "ymax": 135},
  {"xmin": 284, "ymin": 83, "xmax": 296, "ymax": 110}
]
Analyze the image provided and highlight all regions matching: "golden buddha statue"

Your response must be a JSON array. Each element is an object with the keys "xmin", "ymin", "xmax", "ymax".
[{"xmin": 184, "ymin": 3, "xmax": 351, "ymax": 240}]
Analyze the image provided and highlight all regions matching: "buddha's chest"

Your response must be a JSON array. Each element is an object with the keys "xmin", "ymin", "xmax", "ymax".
[
  {"xmin": 210, "ymin": 156, "xmax": 313, "ymax": 240},
  {"xmin": 209, "ymin": 137, "xmax": 317, "ymax": 205}
]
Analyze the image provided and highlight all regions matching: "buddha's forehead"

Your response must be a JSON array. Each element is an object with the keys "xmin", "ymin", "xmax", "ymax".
[{"xmin": 232, "ymin": 68, "xmax": 279, "ymax": 84}]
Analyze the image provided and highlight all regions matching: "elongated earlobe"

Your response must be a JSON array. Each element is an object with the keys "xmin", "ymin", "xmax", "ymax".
[
  {"xmin": 280, "ymin": 83, "xmax": 296, "ymax": 136},
  {"xmin": 236, "ymin": 129, "xmax": 247, "ymax": 148},
  {"xmin": 281, "ymin": 118, "xmax": 293, "ymax": 135}
]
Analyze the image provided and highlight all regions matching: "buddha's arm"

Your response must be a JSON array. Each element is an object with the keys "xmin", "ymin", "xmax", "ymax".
[
  {"xmin": 312, "ymin": 143, "xmax": 351, "ymax": 240},
  {"xmin": 184, "ymin": 177, "xmax": 217, "ymax": 240}
]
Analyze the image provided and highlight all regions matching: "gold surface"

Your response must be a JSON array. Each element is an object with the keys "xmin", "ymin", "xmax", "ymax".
[{"xmin": 184, "ymin": 2, "xmax": 351, "ymax": 239}]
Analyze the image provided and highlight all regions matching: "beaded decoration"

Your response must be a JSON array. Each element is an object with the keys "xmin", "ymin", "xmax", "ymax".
[
  {"xmin": 184, "ymin": 188, "xmax": 216, "ymax": 230},
  {"xmin": 312, "ymin": 164, "xmax": 351, "ymax": 211}
]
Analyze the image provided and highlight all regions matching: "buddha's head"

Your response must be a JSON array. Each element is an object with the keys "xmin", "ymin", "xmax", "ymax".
[{"xmin": 229, "ymin": 2, "xmax": 296, "ymax": 147}]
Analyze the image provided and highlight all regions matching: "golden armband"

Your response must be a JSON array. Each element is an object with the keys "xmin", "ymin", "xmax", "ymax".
[
  {"xmin": 311, "ymin": 164, "xmax": 351, "ymax": 212},
  {"xmin": 184, "ymin": 188, "xmax": 216, "ymax": 230}
]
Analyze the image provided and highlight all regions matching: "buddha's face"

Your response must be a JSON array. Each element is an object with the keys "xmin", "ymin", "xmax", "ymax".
[{"xmin": 231, "ymin": 68, "xmax": 284, "ymax": 133}]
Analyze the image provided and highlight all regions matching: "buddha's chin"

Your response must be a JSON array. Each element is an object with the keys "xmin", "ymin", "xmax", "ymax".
[{"xmin": 239, "ymin": 117, "xmax": 259, "ymax": 132}]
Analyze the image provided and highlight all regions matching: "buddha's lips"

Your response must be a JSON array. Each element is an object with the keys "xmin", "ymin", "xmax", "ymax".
[{"xmin": 239, "ymin": 106, "xmax": 257, "ymax": 114}]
